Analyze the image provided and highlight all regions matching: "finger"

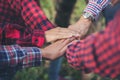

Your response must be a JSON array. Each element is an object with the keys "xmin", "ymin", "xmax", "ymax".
[
  {"xmin": 57, "ymin": 28, "xmax": 79, "ymax": 34},
  {"xmin": 50, "ymin": 39, "xmax": 67, "ymax": 50},
  {"xmin": 56, "ymin": 33, "xmax": 80, "ymax": 40},
  {"xmin": 50, "ymin": 27, "xmax": 61, "ymax": 33},
  {"xmin": 56, "ymin": 34, "xmax": 72, "ymax": 39},
  {"xmin": 52, "ymin": 39, "xmax": 65, "ymax": 45},
  {"xmin": 58, "ymin": 38, "xmax": 74, "ymax": 48},
  {"xmin": 58, "ymin": 28, "xmax": 79, "ymax": 35},
  {"xmin": 51, "ymin": 28, "xmax": 80, "ymax": 41},
  {"xmin": 58, "ymin": 32, "xmax": 80, "ymax": 37},
  {"xmin": 53, "ymin": 39, "xmax": 71, "ymax": 56},
  {"xmin": 59, "ymin": 44, "xmax": 69, "ymax": 56}
]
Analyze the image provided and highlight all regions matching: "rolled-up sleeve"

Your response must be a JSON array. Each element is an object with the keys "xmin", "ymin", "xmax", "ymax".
[{"xmin": 84, "ymin": 0, "xmax": 111, "ymax": 20}]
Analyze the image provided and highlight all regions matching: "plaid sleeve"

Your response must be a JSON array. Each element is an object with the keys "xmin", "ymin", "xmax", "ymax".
[
  {"xmin": 66, "ymin": 11, "xmax": 120, "ymax": 79},
  {"xmin": 84, "ymin": 0, "xmax": 111, "ymax": 20},
  {"xmin": 0, "ymin": 22, "xmax": 45, "ymax": 47},
  {"xmin": 5, "ymin": 0, "xmax": 55, "ymax": 47},
  {"xmin": 21, "ymin": 0, "xmax": 55, "ymax": 31},
  {"xmin": 0, "ymin": 45, "xmax": 42, "ymax": 69}
]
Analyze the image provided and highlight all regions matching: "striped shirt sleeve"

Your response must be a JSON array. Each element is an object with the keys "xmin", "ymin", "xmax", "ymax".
[
  {"xmin": 0, "ymin": 45, "xmax": 42, "ymax": 69},
  {"xmin": 84, "ymin": 0, "xmax": 111, "ymax": 20}
]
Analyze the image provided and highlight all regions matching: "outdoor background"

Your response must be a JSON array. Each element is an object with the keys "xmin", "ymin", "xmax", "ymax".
[{"xmin": 13, "ymin": 0, "xmax": 109, "ymax": 80}]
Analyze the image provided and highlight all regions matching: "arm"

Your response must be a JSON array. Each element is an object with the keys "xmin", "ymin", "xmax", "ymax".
[
  {"xmin": 8, "ymin": 0, "xmax": 55, "ymax": 47},
  {"xmin": 0, "ymin": 23, "xmax": 79, "ymax": 47},
  {"xmin": 3, "ymin": 0, "xmax": 78, "ymax": 47},
  {"xmin": 0, "ymin": 37, "xmax": 73, "ymax": 69},
  {"xmin": 0, "ymin": 45, "xmax": 42, "ymax": 69},
  {"xmin": 84, "ymin": 0, "xmax": 111, "ymax": 20},
  {"xmin": 66, "ymin": 11, "xmax": 120, "ymax": 78},
  {"xmin": 68, "ymin": 0, "xmax": 111, "ymax": 38}
]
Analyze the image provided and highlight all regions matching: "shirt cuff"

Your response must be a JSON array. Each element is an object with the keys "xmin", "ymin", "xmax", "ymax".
[
  {"xmin": 66, "ymin": 40, "xmax": 83, "ymax": 70},
  {"xmin": 66, "ymin": 39, "xmax": 94, "ymax": 73},
  {"xmin": 84, "ymin": 0, "xmax": 110, "ymax": 20},
  {"xmin": 22, "ymin": 46, "xmax": 42, "ymax": 68},
  {"xmin": 32, "ymin": 30, "xmax": 45, "ymax": 47}
]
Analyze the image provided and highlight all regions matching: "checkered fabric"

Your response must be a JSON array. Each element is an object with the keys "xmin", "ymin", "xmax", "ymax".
[
  {"xmin": 0, "ymin": 44, "xmax": 42, "ymax": 80},
  {"xmin": 84, "ymin": 0, "xmax": 111, "ymax": 20},
  {"xmin": 66, "ymin": 11, "xmax": 120, "ymax": 79},
  {"xmin": 0, "ymin": 0, "xmax": 55, "ymax": 47}
]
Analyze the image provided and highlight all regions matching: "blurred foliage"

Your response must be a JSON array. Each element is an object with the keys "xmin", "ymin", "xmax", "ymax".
[
  {"xmin": 40, "ymin": 0, "xmax": 55, "ymax": 21},
  {"xmin": 13, "ymin": 0, "xmax": 112, "ymax": 80},
  {"xmin": 71, "ymin": 0, "xmax": 86, "ymax": 23}
]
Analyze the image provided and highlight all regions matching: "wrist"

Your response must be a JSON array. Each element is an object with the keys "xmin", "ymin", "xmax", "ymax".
[
  {"xmin": 82, "ymin": 12, "xmax": 95, "ymax": 22},
  {"xmin": 78, "ymin": 16, "xmax": 92, "ymax": 27},
  {"xmin": 80, "ymin": 16, "xmax": 92, "ymax": 22},
  {"xmin": 41, "ymin": 49, "xmax": 46, "ymax": 58}
]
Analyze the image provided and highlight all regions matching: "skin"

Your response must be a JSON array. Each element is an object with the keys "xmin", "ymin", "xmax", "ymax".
[
  {"xmin": 68, "ymin": 0, "xmax": 120, "ymax": 39},
  {"xmin": 45, "ymin": 27, "xmax": 79, "ymax": 42},
  {"xmin": 68, "ymin": 16, "xmax": 92, "ymax": 38},
  {"xmin": 41, "ymin": 38, "xmax": 74, "ymax": 60}
]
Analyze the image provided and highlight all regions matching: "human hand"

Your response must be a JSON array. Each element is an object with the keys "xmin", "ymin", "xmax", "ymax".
[
  {"xmin": 45, "ymin": 27, "xmax": 79, "ymax": 43},
  {"xmin": 68, "ymin": 16, "xmax": 92, "ymax": 38},
  {"xmin": 41, "ymin": 38, "xmax": 74, "ymax": 60}
]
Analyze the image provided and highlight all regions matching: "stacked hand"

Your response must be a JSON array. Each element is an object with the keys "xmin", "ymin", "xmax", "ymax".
[
  {"xmin": 41, "ymin": 38, "xmax": 74, "ymax": 60},
  {"xmin": 42, "ymin": 16, "xmax": 92, "ymax": 60},
  {"xmin": 45, "ymin": 27, "xmax": 79, "ymax": 42},
  {"xmin": 42, "ymin": 27, "xmax": 79, "ymax": 60}
]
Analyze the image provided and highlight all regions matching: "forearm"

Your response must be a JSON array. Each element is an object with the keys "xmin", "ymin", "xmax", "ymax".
[{"xmin": 0, "ymin": 45, "xmax": 42, "ymax": 69}]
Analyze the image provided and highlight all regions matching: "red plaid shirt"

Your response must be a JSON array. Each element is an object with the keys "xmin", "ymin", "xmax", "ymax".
[
  {"xmin": 66, "ymin": 11, "xmax": 120, "ymax": 79},
  {"xmin": 0, "ymin": 0, "xmax": 55, "ymax": 47}
]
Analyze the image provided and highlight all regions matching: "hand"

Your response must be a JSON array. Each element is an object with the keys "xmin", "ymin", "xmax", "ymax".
[
  {"xmin": 45, "ymin": 27, "xmax": 79, "ymax": 42},
  {"xmin": 68, "ymin": 16, "xmax": 92, "ymax": 38},
  {"xmin": 41, "ymin": 38, "xmax": 74, "ymax": 60}
]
